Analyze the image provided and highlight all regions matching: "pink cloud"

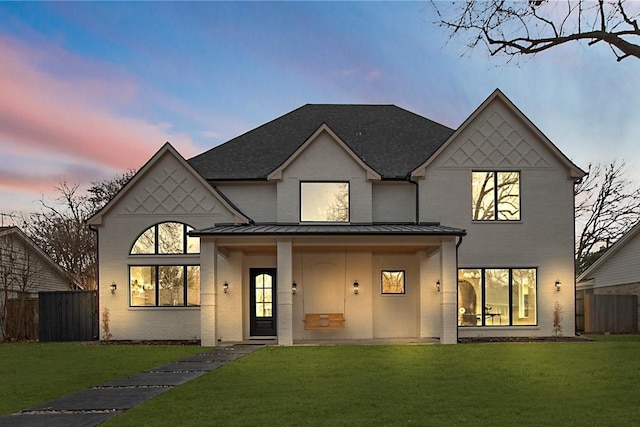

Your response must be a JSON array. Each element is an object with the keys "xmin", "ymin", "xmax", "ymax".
[
  {"xmin": 0, "ymin": 36, "xmax": 199, "ymax": 174},
  {"xmin": 365, "ymin": 69, "xmax": 383, "ymax": 81}
]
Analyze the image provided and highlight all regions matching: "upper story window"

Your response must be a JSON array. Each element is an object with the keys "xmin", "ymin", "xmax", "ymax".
[
  {"xmin": 130, "ymin": 222, "xmax": 200, "ymax": 254},
  {"xmin": 472, "ymin": 171, "xmax": 520, "ymax": 221},
  {"xmin": 300, "ymin": 182, "xmax": 349, "ymax": 222}
]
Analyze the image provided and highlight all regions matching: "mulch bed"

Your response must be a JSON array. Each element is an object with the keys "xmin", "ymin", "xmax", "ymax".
[{"xmin": 458, "ymin": 335, "xmax": 593, "ymax": 344}]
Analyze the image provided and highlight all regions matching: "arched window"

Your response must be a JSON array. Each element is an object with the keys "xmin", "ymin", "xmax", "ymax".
[
  {"xmin": 130, "ymin": 222, "xmax": 200, "ymax": 255},
  {"xmin": 129, "ymin": 222, "xmax": 200, "ymax": 307}
]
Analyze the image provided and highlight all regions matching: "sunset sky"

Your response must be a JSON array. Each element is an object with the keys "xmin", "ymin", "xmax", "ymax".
[{"xmin": 1, "ymin": 2, "xmax": 639, "ymax": 222}]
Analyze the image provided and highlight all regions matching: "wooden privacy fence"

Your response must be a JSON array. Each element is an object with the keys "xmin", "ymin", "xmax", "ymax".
[
  {"xmin": 39, "ymin": 291, "xmax": 99, "ymax": 342},
  {"xmin": 584, "ymin": 294, "xmax": 638, "ymax": 333}
]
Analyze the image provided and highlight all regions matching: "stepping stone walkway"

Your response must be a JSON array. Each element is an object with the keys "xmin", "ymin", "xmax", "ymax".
[{"xmin": 0, "ymin": 344, "xmax": 263, "ymax": 427}]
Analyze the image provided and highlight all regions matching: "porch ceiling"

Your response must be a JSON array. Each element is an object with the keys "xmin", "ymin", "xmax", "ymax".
[{"xmin": 229, "ymin": 244, "xmax": 437, "ymax": 255}]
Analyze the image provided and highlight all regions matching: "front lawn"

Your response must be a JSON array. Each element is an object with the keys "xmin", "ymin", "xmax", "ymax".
[
  {"xmin": 3, "ymin": 337, "xmax": 639, "ymax": 426},
  {"xmin": 0, "ymin": 342, "xmax": 203, "ymax": 416},
  {"xmin": 107, "ymin": 336, "xmax": 640, "ymax": 426}
]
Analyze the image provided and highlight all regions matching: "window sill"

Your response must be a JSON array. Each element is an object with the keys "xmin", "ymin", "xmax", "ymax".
[
  {"xmin": 470, "ymin": 220, "xmax": 522, "ymax": 224},
  {"xmin": 128, "ymin": 306, "xmax": 201, "ymax": 310}
]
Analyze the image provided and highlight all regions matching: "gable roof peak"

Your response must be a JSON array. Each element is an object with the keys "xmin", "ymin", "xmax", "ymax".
[
  {"xmin": 411, "ymin": 88, "xmax": 586, "ymax": 180},
  {"xmin": 87, "ymin": 142, "xmax": 251, "ymax": 226}
]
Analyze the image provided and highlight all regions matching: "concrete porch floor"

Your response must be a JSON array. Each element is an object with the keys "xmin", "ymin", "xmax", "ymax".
[{"xmin": 220, "ymin": 337, "xmax": 441, "ymax": 346}]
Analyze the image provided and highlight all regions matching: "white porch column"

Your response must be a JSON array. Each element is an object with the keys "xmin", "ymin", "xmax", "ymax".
[
  {"xmin": 419, "ymin": 249, "xmax": 441, "ymax": 338},
  {"xmin": 200, "ymin": 238, "xmax": 218, "ymax": 346},
  {"xmin": 440, "ymin": 237, "xmax": 458, "ymax": 344},
  {"xmin": 277, "ymin": 239, "xmax": 293, "ymax": 346}
]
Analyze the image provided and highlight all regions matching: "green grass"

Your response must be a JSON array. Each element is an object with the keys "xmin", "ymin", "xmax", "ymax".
[
  {"xmin": 3, "ymin": 337, "xmax": 640, "ymax": 426},
  {"xmin": 106, "ymin": 336, "xmax": 640, "ymax": 426},
  {"xmin": 0, "ymin": 342, "xmax": 203, "ymax": 416}
]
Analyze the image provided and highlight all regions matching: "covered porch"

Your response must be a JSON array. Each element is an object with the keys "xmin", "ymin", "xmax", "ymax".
[{"xmin": 192, "ymin": 223, "xmax": 465, "ymax": 346}]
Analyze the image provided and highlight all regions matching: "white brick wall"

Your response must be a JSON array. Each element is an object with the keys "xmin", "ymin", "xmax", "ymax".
[{"xmin": 421, "ymin": 101, "xmax": 578, "ymax": 338}]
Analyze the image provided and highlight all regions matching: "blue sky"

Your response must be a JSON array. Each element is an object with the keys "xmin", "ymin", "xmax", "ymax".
[{"xmin": 0, "ymin": 1, "xmax": 638, "ymax": 220}]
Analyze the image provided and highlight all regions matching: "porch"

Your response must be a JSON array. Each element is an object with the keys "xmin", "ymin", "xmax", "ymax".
[
  {"xmin": 192, "ymin": 223, "xmax": 465, "ymax": 346},
  {"xmin": 220, "ymin": 337, "xmax": 441, "ymax": 346}
]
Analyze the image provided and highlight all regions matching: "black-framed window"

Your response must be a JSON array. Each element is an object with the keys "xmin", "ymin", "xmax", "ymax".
[
  {"xmin": 130, "ymin": 222, "xmax": 200, "ymax": 254},
  {"xmin": 471, "ymin": 171, "xmax": 520, "ymax": 221},
  {"xmin": 300, "ymin": 182, "xmax": 349, "ymax": 222},
  {"xmin": 458, "ymin": 268, "xmax": 537, "ymax": 327},
  {"xmin": 381, "ymin": 270, "xmax": 405, "ymax": 294},
  {"xmin": 129, "ymin": 265, "xmax": 200, "ymax": 307}
]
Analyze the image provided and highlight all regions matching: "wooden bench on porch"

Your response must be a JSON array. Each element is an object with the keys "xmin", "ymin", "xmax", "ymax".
[{"xmin": 304, "ymin": 313, "xmax": 345, "ymax": 330}]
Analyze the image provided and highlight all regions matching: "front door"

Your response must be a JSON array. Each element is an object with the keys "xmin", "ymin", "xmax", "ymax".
[{"xmin": 249, "ymin": 268, "xmax": 277, "ymax": 337}]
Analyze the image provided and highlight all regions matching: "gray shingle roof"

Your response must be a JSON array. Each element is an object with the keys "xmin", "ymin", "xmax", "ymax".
[
  {"xmin": 188, "ymin": 104, "xmax": 454, "ymax": 180},
  {"xmin": 191, "ymin": 223, "xmax": 466, "ymax": 236}
]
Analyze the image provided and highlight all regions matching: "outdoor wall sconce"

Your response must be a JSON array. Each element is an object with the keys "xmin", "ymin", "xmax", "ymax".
[
  {"xmin": 555, "ymin": 280, "xmax": 561, "ymax": 292},
  {"xmin": 436, "ymin": 280, "xmax": 441, "ymax": 292},
  {"xmin": 223, "ymin": 281, "xmax": 229, "ymax": 294},
  {"xmin": 110, "ymin": 282, "xmax": 117, "ymax": 294},
  {"xmin": 292, "ymin": 281, "xmax": 297, "ymax": 295},
  {"xmin": 353, "ymin": 280, "xmax": 359, "ymax": 295}
]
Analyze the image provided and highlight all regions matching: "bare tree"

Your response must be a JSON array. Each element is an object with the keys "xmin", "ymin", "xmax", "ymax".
[
  {"xmin": 0, "ymin": 231, "xmax": 43, "ymax": 340},
  {"xmin": 575, "ymin": 161, "xmax": 640, "ymax": 273},
  {"xmin": 22, "ymin": 171, "xmax": 135, "ymax": 290},
  {"xmin": 24, "ymin": 182, "xmax": 96, "ymax": 290},
  {"xmin": 327, "ymin": 184, "xmax": 349, "ymax": 222},
  {"xmin": 432, "ymin": 1, "xmax": 640, "ymax": 62},
  {"xmin": 86, "ymin": 169, "xmax": 136, "ymax": 216}
]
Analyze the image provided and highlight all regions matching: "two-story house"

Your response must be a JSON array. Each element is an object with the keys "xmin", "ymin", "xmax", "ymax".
[{"xmin": 88, "ymin": 89, "xmax": 585, "ymax": 345}]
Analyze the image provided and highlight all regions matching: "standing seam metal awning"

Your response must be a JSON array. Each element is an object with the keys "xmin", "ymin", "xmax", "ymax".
[{"xmin": 190, "ymin": 223, "xmax": 466, "ymax": 237}]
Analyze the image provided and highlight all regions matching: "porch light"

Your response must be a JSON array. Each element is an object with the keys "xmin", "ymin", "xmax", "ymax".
[
  {"xmin": 555, "ymin": 280, "xmax": 561, "ymax": 292},
  {"xmin": 223, "ymin": 281, "xmax": 229, "ymax": 294},
  {"xmin": 353, "ymin": 280, "xmax": 359, "ymax": 295},
  {"xmin": 292, "ymin": 281, "xmax": 297, "ymax": 295},
  {"xmin": 436, "ymin": 280, "xmax": 441, "ymax": 292},
  {"xmin": 110, "ymin": 282, "xmax": 117, "ymax": 294}
]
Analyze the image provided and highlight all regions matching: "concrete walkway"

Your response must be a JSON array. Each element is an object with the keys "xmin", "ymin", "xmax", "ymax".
[{"xmin": 0, "ymin": 344, "xmax": 263, "ymax": 427}]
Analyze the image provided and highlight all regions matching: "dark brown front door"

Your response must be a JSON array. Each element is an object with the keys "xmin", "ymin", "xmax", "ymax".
[{"xmin": 249, "ymin": 268, "xmax": 277, "ymax": 336}]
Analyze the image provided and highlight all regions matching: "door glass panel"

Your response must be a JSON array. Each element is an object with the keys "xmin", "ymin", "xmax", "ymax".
[{"xmin": 255, "ymin": 273, "xmax": 273, "ymax": 318}]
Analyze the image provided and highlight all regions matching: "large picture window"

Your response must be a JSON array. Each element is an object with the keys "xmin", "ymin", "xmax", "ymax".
[
  {"xmin": 458, "ymin": 268, "xmax": 536, "ymax": 326},
  {"xmin": 300, "ymin": 182, "xmax": 349, "ymax": 222},
  {"xmin": 472, "ymin": 171, "xmax": 520, "ymax": 221},
  {"xmin": 130, "ymin": 265, "xmax": 200, "ymax": 307},
  {"xmin": 131, "ymin": 222, "xmax": 200, "ymax": 254}
]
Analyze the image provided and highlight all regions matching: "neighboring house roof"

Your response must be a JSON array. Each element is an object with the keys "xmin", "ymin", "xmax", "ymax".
[
  {"xmin": 411, "ymin": 89, "xmax": 586, "ymax": 180},
  {"xmin": 87, "ymin": 142, "xmax": 252, "ymax": 226},
  {"xmin": 0, "ymin": 226, "xmax": 70, "ymax": 287},
  {"xmin": 577, "ymin": 220, "xmax": 640, "ymax": 283},
  {"xmin": 191, "ymin": 223, "xmax": 466, "ymax": 237},
  {"xmin": 188, "ymin": 104, "xmax": 455, "ymax": 180}
]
